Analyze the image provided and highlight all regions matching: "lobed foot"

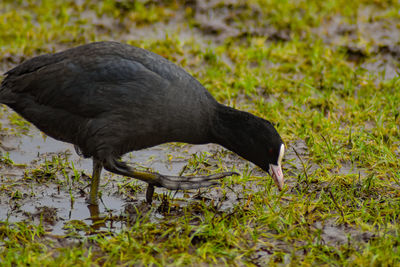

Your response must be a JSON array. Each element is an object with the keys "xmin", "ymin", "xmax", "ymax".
[
  {"xmin": 102, "ymin": 157, "xmax": 238, "ymax": 203},
  {"xmin": 145, "ymin": 171, "xmax": 238, "ymax": 203},
  {"xmin": 152, "ymin": 171, "xmax": 238, "ymax": 190}
]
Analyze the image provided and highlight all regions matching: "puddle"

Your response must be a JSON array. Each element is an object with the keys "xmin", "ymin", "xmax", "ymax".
[
  {"xmin": 1, "ymin": 124, "xmax": 187, "ymax": 176},
  {"xmin": 0, "ymin": 186, "xmax": 126, "ymax": 235},
  {"xmin": 3, "ymin": 132, "xmax": 93, "ymax": 171},
  {"xmin": 0, "ymin": 128, "xmax": 185, "ymax": 235},
  {"xmin": 0, "ymin": 106, "xmax": 251, "ymax": 235}
]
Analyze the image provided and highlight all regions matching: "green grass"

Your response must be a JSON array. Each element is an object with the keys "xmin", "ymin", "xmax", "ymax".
[{"xmin": 1, "ymin": 0, "xmax": 400, "ymax": 266}]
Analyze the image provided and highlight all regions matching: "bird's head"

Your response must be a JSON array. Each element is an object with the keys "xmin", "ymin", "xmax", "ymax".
[
  {"xmin": 245, "ymin": 118, "xmax": 285, "ymax": 191},
  {"xmin": 213, "ymin": 105, "xmax": 285, "ymax": 190}
]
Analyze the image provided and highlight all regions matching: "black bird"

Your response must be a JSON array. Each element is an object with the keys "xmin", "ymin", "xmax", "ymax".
[{"xmin": 0, "ymin": 41, "xmax": 285, "ymax": 205}]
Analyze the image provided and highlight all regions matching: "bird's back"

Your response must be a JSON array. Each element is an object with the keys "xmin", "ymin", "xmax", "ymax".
[{"xmin": 0, "ymin": 42, "xmax": 218, "ymax": 158}]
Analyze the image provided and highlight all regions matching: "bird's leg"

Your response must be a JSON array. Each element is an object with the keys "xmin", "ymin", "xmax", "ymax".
[
  {"xmin": 87, "ymin": 203, "xmax": 106, "ymax": 230},
  {"xmin": 146, "ymin": 184, "xmax": 155, "ymax": 204},
  {"xmin": 88, "ymin": 159, "xmax": 103, "ymax": 205},
  {"xmin": 103, "ymin": 157, "xmax": 238, "ymax": 203}
]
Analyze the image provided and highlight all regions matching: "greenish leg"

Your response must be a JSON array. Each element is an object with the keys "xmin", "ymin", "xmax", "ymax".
[
  {"xmin": 88, "ymin": 159, "xmax": 103, "ymax": 205},
  {"xmin": 102, "ymin": 157, "xmax": 237, "ymax": 204}
]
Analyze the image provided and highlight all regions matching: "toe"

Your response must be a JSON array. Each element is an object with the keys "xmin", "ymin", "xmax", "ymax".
[{"xmin": 151, "ymin": 171, "xmax": 238, "ymax": 190}]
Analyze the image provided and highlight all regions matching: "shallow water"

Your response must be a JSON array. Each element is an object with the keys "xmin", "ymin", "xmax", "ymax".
[{"xmin": 0, "ymin": 108, "xmax": 241, "ymax": 234}]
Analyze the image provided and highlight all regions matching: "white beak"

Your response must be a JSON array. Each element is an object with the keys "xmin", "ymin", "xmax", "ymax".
[
  {"xmin": 269, "ymin": 164, "xmax": 284, "ymax": 190},
  {"xmin": 268, "ymin": 143, "xmax": 285, "ymax": 190}
]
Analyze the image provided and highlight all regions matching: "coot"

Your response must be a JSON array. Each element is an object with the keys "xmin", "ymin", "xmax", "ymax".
[{"xmin": 0, "ymin": 41, "xmax": 285, "ymax": 205}]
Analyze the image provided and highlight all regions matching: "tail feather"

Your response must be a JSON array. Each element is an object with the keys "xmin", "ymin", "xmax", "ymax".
[{"xmin": 0, "ymin": 76, "xmax": 18, "ymax": 105}]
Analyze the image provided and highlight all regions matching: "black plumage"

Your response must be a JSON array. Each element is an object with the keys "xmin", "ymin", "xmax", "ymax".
[{"xmin": 0, "ymin": 41, "xmax": 285, "ymax": 205}]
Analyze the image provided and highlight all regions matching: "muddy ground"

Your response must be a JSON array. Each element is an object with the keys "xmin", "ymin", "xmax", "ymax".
[
  {"xmin": 0, "ymin": 106, "xmax": 373, "ymax": 248},
  {"xmin": 0, "ymin": 0, "xmax": 399, "ymax": 264},
  {"xmin": 0, "ymin": 103, "xmax": 262, "ymax": 235}
]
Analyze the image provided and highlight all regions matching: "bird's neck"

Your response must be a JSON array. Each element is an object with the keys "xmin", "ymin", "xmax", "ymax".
[{"xmin": 210, "ymin": 104, "xmax": 259, "ymax": 165}]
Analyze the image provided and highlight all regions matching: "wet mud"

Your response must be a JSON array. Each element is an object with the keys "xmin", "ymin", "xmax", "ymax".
[
  {"xmin": 0, "ymin": 108, "xmax": 374, "ymax": 247},
  {"xmin": 0, "ymin": 105, "xmax": 253, "ymax": 235},
  {"xmin": 0, "ymin": 1, "xmax": 395, "ymax": 259},
  {"xmin": 313, "ymin": 6, "xmax": 400, "ymax": 80}
]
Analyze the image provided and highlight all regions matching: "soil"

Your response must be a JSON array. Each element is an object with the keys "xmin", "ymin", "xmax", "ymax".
[
  {"xmin": 0, "ymin": 0, "xmax": 395, "ymax": 250},
  {"xmin": 0, "ymin": 105, "xmax": 253, "ymax": 234}
]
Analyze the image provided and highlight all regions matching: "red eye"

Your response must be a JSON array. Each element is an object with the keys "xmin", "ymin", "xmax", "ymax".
[{"xmin": 269, "ymin": 148, "xmax": 273, "ymax": 154}]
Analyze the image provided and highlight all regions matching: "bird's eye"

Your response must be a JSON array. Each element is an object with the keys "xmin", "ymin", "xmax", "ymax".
[{"xmin": 268, "ymin": 148, "xmax": 273, "ymax": 154}]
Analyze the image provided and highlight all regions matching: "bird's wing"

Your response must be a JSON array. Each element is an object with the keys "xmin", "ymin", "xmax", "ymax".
[{"xmin": 3, "ymin": 54, "xmax": 171, "ymax": 118}]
